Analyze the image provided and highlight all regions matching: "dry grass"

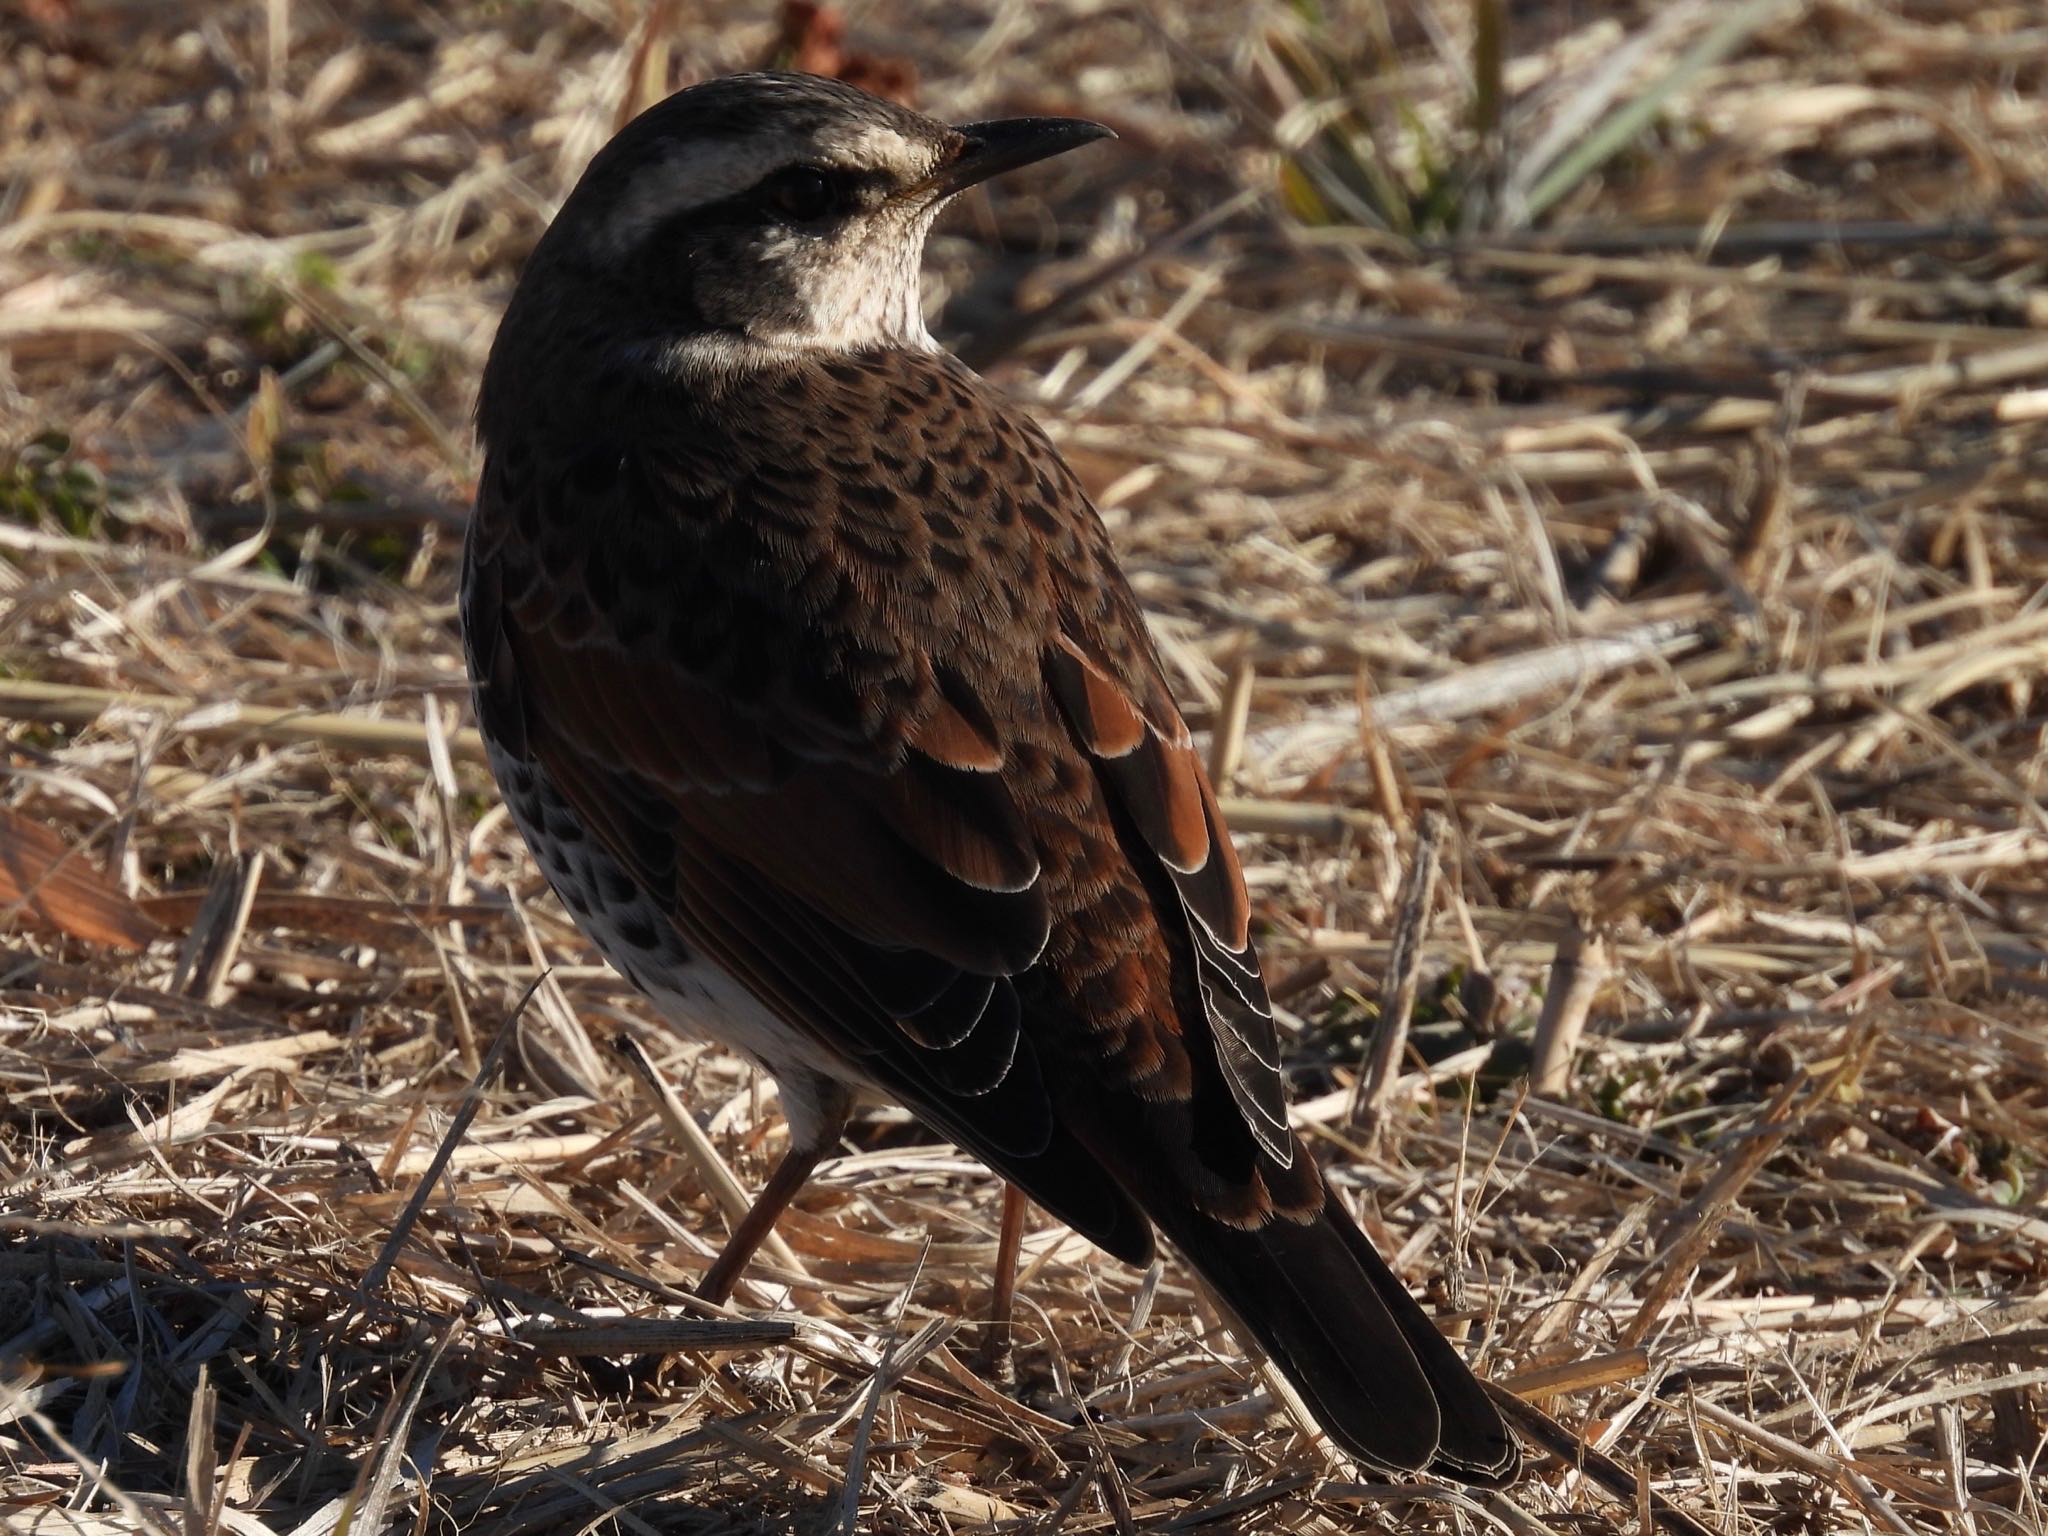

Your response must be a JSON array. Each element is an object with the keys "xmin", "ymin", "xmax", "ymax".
[{"xmin": 4, "ymin": 1, "xmax": 2047, "ymax": 1532}]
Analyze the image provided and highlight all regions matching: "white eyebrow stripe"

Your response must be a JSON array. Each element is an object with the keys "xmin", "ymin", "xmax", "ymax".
[
  {"xmin": 840, "ymin": 122, "xmax": 920, "ymax": 165},
  {"xmin": 589, "ymin": 124, "xmax": 938, "ymax": 262}
]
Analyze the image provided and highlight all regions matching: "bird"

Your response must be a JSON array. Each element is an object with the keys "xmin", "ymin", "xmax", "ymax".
[{"xmin": 461, "ymin": 69, "xmax": 1519, "ymax": 1485}]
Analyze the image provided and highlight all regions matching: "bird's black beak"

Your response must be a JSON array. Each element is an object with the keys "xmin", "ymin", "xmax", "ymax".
[{"xmin": 906, "ymin": 116, "xmax": 1116, "ymax": 205}]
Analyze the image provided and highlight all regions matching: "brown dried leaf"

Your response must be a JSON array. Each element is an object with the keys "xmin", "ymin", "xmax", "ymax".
[
  {"xmin": 0, "ymin": 805, "xmax": 159, "ymax": 951},
  {"xmin": 769, "ymin": 1, "xmax": 918, "ymax": 106}
]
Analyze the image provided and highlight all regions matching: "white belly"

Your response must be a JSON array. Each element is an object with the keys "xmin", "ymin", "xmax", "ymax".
[{"xmin": 486, "ymin": 742, "xmax": 870, "ymax": 1141}]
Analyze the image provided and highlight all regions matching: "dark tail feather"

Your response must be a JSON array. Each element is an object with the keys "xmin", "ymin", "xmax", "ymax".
[
  {"xmin": 1159, "ymin": 1184, "xmax": 1520, "ymax": 1485},
  {"xmin": 1321, "ymin": 1190, "xmax": 1522, "ymax": 1484}
]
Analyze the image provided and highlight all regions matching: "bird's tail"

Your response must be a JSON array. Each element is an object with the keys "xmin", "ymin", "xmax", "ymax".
[{"xmin": 1152, "ymin": 1181, "xmax": 1520, "ymax": 1484}]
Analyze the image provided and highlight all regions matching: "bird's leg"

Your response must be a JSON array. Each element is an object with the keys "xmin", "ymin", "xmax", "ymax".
[
  {"xmin": 980, "ymin": 1182, "xmax": 1029, "ymax": 1387},
  {"xmin": 695, "ymin": 1074, "xmax": 850, "ymax": 1305},
  {"xmin": 696, "ymin": 1128, "xmax": 837, "ymax": 1304},
  {"xmin": 607, "ymin": 1136, "xmax": 825, "ymax": 1394}
]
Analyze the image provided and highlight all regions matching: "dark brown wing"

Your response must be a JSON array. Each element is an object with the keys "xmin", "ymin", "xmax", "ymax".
[
  {"xmin": 465, "ymin": 349, "xmax": 1160, "ymax": 1260},
  {"xmin": 1045, "ymin": 600, "xmax": 1290, "ymax": 1164},
  {"xmin": 465, "ymin": 346, "xmax": 1513, "ymax": 1481}
]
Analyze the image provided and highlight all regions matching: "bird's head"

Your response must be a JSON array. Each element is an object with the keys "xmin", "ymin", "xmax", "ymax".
[{"xmin": 521, "ymin": 72, "xmax": 1112, "ymax": 376}]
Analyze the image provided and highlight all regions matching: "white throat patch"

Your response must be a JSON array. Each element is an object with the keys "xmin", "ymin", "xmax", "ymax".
[
  {"xmin": 763, "ymin": 207, "xmax": 941, "ymax": 351},
  {"xmin": 654, "ymin": 237, "xmax": 941, "ymax": 381}
]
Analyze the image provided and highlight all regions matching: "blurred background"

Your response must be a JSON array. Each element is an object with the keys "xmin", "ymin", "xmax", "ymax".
[{"xmin": 3, "ymin": 4, "xmax": 2045, "ymax": 1534}]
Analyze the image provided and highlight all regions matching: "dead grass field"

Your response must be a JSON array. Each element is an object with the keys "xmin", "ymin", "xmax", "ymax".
[{"xmin": 3, "ymin": 2, "xmax": 2048, "ymax": 1532}]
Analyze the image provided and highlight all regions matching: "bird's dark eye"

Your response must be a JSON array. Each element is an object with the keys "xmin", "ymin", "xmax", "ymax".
[{"xmin": 764, "ymin": 166, "xmax": 839, "ymax": 223}]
